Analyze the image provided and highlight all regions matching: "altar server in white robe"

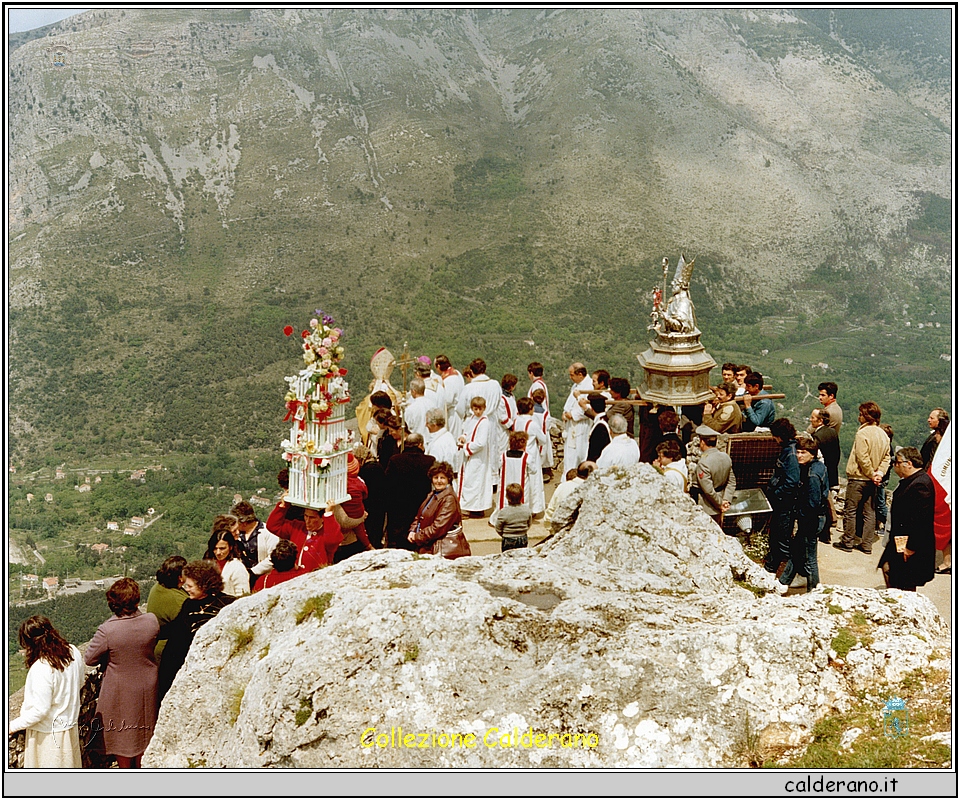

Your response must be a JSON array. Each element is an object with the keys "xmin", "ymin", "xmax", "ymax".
[
  {"xmin": 436, "ymin": 354, "xmax": 465, "ymax": 440},
  {"xmin": 403, "ymin": 378, "xmax": 431, "ymax": 441},
  {"xmin": 494, "ymin": 374, "xmax": 519, "ymax": 481},
  {"xmin": 562, "ymin": 362, "xmax": 594, "ymax": 476},
  {"xmin": 456, "ymin": 358, "xmax": 504, "ymax": 440},
  {"xmin": 457, "ymin": 396, "xmax": 493, "ymax": 514},
  {"xmin": 497, "ymin": 430, "xmax": 532, "ymax": 511},
  {"xmin": 530, "ymin": 387, "xmax": 554, "ymax": 472},
  {"xmin": 528, "ymin": 363, "xmax": 554, "ymax": 469},
  {"xmin": 425, "ymin": 409, "xmax": 460, "ymax": 481},
  {"xmin": 513, "ymin": 397, "xmax": 547, "ymax": 514}
]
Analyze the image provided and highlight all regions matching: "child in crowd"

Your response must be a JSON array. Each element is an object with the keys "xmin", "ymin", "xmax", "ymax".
[{"xmin": 495, "ymin": 482, "xmax": 532, "ymax": 552}]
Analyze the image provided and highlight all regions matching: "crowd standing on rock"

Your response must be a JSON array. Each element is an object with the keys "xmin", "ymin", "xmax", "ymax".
[{"xmin": 9, "ymin": 355, "xmax": 950, "ymax": 769}]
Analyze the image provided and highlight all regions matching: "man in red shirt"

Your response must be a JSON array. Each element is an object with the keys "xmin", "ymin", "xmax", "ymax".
[{"xmin": 267, "ymin": 499, "xmax": 342, "ymax": 571}]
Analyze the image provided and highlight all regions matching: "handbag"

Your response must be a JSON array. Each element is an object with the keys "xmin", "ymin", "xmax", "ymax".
[{"xmin": 432, "ymin": 524, "xmax": 471, "ymax": 559}]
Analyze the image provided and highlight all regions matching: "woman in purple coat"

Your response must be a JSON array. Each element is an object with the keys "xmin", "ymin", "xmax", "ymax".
[{"xmin": 85, "ymin": 577, "xmax": 159, "ymax": 768}]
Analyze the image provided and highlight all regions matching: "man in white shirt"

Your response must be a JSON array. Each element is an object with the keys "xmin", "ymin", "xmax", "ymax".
[
  {"xmin": 562, "ymin": 362, "xmax": 594, "ymax": 475},
  {"xmin": 655, "ymin": 440, "xmax": 688, "ymax": 493},
  {"xmin": 403, "ymin": 378, "xmax": 431, "ymax": 441},
  {"xmin": 596, "ymin": 414, "xmax": 640, "ymax": 468}
]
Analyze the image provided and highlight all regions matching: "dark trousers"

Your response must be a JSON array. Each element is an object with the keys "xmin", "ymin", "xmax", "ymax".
[
  {"xmin": 841, "ymin": 479, "xmax": 877, "ymax": 552},
  {"xmin": 764, "ymin": 506, "xmax": 795, "ymax": 572},
  {"xmin": 779, "ymin": 517, "xmax": 823, "ymax": 590}
]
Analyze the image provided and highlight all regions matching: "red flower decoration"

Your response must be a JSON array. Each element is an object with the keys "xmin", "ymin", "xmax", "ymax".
[
  {"xmin": 339, "ymin": 368, "xmax": 348, "ymax": 376},
  {"xmin": 283, "ymin": 325, "xmax": 294, "ymax": 336},
  {"xmin": 302, "ymin": 330, "xmax": 309, "ymax": 339}
]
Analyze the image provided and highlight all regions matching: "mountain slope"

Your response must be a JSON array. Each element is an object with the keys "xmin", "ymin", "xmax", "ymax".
[{"xmin": 7, "ymin": 8, "xmax": 952, "ymax": 464}]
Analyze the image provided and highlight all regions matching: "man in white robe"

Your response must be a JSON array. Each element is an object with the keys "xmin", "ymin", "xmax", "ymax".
[
  {"xmin": 457, "ymin": 396, "xmax": 493, "ymax": 515},
  {"xmin": 417, "ymin": 360, "xmax": 445, "ymax": 415},
  {"xmin": 456, "ymin": 358, "xmax": 504, "ymax": 441},
  {"xmin": 528, "ymin": 362, "xmax": 554, "ymax": 470},
  {"xmin": 403, "ymin": 378, "xmax": 431, "ymax": 442},
  {"xmin": 596, "ymin": 414, "xmax": 640, "ymax": 469},
  {"xmin": 436, "ymin": 354, "xmax": 465, "ymax": 440},
  {"xmin": 562, "ymin": 362, "xmax": 594, "ymax": 476}
]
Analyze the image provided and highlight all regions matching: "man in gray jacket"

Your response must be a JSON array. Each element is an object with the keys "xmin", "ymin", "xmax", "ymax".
[{"xmin": 694, "ymin": 425, "xmax": 737, "ymax": 526}]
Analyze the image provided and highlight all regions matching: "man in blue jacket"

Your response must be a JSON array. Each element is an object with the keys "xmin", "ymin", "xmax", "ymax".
[
  {"xmin": 741, "ymin": 372, "xmax": 775, "ymax": 432},
  {"xmin": 764, "ymin": 418, "xmax": 801, "ymax": 574}
]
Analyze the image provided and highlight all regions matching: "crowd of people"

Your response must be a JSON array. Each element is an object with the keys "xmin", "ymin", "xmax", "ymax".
[{"xmin": 11, "ymin": 356, "xmax": 950, "ymax": 768}]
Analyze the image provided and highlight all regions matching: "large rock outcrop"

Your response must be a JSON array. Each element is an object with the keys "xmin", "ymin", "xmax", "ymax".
[{"xmin": 145, "ymin": 464, "xmax": 948, "ymax": 767}]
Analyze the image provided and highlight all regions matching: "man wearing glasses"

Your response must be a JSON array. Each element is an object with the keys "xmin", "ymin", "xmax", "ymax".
[{"xmin": 877, "ymin": 447, "xmax": 936, "ymax": 591}]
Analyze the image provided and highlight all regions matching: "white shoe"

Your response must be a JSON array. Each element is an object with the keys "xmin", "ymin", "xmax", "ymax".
[
  {"xmin": 790, "ymin": 575, "xmax": 807, "ymax": 588},
  {"xmin": 774, "ymin": 582, "xmax": 789, "ymax": 595}
]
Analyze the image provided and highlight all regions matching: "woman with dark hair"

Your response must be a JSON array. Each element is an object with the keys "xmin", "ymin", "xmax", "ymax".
[
  {"xmin": 764, "ymin": 418, "xmax": 801, "ymax": 575},
  {"xmin": 253, "ymin": 539, "xmax": 300, "ymax": 591},
  {"xmin": 203, "ymin": 515, "xmax": 249, "ymax": 598},
  {"xmin": 85, "ymin": 578, "xmax": 159, "ymax": 768},
  {"xmin": 776, "ymin": 435, "xmax": 828, "ymax": 593},
  {"xmin": 11, "ymin": 616, "xmax": 84, "ymax": 768},
  {"xmin": 375, "ymin": 409, "xmax": 403, "ymax": 468},
  {"xmin": 407, "ymin": 461, "xmax": 465, "ymax": 557},
  {"xmin": 146, "ymin": 555, "xmax": 188, "ymax": 662},
  {"xmin": 157, "ymin": 560, "xmax": 235, "ymax": 703}
]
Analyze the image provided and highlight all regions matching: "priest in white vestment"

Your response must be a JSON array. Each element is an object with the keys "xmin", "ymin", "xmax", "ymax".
[
  {"xmin": 436, "ymin": 355, "xmax": 465, "ymax": 440},
  {"xmin": 562, "ymin": 362, "xmax": 594, "ymax": 476}
]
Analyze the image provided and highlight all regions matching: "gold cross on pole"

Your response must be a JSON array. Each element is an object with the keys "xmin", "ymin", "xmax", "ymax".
[{"xmin": 395, "ymin": 342, "xmax": 416, "ymax": 398}]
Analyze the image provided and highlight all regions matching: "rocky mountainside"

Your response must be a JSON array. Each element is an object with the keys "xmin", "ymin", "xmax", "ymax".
[
  {"xmin": 144, "ymin": 464, "xmax": 949, "ymax": 768},
  {"xmin": 7, "ymin": 8, "xmax": 952, "ymax": 463}
]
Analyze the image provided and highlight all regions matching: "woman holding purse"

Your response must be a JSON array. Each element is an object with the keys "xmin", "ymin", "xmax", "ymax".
[{"xmin": 407, "ymin": 461, "xmax": 470, "ymax": 558}]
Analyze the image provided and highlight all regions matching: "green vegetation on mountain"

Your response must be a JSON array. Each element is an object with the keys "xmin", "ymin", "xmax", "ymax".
[{"xmin": 7, "ymin": 9, "xmax": 951, "ymax": 476}]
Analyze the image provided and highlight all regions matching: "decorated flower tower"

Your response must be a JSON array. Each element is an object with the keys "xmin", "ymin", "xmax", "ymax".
[{"xmin": 280, "ymin": 312, "xmax": 354, "ymax": 509}]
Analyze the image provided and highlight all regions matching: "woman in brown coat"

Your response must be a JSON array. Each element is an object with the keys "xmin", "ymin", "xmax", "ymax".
[
  {"xmin": 407, "ymin": 461, "xmax": 463, "ymax": 555},
  {"xmin": 85, "ymin": 578, "xmax": 159, "ymax": 768}
]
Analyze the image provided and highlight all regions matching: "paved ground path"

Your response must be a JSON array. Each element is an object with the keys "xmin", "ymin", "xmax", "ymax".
[{"xmin": 462, "ymin": 471, "xmax": 951, "ymax": 627}]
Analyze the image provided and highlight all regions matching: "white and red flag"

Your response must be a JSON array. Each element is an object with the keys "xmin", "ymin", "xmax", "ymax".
[{"xmin": 930, "ymin": 423, "xmax": 952, "ymax": 551}]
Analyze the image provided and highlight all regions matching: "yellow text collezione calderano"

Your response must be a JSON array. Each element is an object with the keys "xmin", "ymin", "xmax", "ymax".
[{"xmin": 361, "ymin": 726, "xmax": 599, "ymax": 749}]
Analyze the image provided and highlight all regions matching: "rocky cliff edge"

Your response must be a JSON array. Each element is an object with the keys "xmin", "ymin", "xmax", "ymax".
[{"xmin": 144, "ymin": 464, "xmax": 947, "ymax": 768}]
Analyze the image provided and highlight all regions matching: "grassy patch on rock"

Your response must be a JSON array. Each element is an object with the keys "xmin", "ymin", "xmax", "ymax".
[
  {"xmin": 296, "ymin": 592, "xmax": 333, "ymax": 625},
  {"xmin": 773, "ymin": 668, "xmax": 951, "ymax": 769}
]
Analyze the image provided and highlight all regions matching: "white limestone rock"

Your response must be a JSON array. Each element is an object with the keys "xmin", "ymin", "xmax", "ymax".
[{"xmin": 145, "ymin": 464, "xmax": 948, "ymax": 768}]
